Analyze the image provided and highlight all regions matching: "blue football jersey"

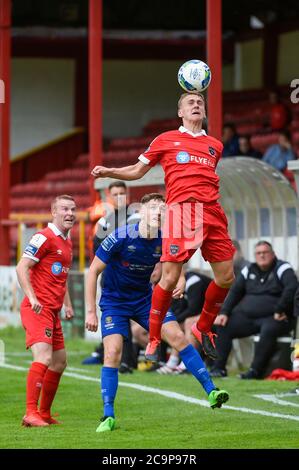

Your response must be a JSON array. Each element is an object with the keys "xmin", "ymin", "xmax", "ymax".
[{"xmin": 96, "ymin": 224, "xmax": 162, "ymax": 305}]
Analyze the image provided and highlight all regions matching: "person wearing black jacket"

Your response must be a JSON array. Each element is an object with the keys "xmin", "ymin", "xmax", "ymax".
[
  {"xmin": 173, "ymin": 270, "xmax": 212, "ymax": 324},
  {"xmin": 292, "ymin": 284, "xmax": 299, "ymax": 318},
  {"xmin": 210, "ymin": 241, "xmax": 297, "ymax": 379}
]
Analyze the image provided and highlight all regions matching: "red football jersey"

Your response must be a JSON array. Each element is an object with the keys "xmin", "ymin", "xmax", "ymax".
[
  {"xmin": 139, "ymin": 126, "xmax": 223, "ymax": 204},
  {"xmin": 22, "ymin": 223, "xmax": 73, "ymax": 311}
]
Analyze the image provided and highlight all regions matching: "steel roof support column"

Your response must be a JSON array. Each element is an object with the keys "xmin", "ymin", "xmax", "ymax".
[
  {"xmin": 0, "ymin": 0, "xmax": 11, "ymax": 265},
  {"xmin": 206, "ymin": 0, "xmax": 222, "ymax": 141},
  {"xmin": 89, "ymin": 0, "xmax": 103, "ymax": 202}
]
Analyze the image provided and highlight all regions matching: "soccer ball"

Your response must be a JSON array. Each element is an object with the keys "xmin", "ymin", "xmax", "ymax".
[{"xmin": 178, "ymin": 59, "xmax": 212, "ymax": 93}]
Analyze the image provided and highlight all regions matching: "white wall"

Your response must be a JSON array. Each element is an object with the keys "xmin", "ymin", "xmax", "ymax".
[
  {"xmin": 103, "ymin": 60, "xmax": 182, "ymax": 138},
  {"xmin": 102, "ymin": 60, "xmax": 239, "ymax": 137},
  {"xmin": 277, "ymin": 30, "xmax": 299, "ymax": 85},
  {"xmin": 222, "ymin": 64, "xmax": 235, "ymax": 92},
  {"xmin": 10, "ymin": 31, "xmax": 298, "ymax": 149},
  {"xmin": 11, "ymin": 58, "xmax": 75, "ymax": 158},
  {"xmin": 234, "ymin": 39, "xmax": 263, "ymax": 90}
]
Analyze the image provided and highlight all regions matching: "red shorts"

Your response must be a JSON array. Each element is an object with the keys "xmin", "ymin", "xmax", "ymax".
[
  {"xmin": 161, "ymin": 201, "xmax": 235, "ymax": 263},
  {"xmin": 20, "ymin": 299, "xmax": 65, "ymax": 351}
]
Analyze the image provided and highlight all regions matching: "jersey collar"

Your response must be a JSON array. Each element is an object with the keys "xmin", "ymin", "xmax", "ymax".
[
  {"xmin": 48, "ymin": 222, "xmax": 68, "ymax": 240},
  {"xmin": 179, "ymin": 125, "xmax": 207, "ymax": 137}
]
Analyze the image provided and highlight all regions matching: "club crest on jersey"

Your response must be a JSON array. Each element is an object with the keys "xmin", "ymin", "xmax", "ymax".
[
  {"xmin": 105, "ymin": 316, "xmax": 113, "ymax": 324},
  {"xmin": 176, "ymin": 151, "xmax": 190, "ymax": 163},
  {"xmin": 209, "ymin": 146, "xmax": 216, "ymax": 156},
  {"xmin": 51, "ymin": 262, "xmax": 62, "ymax": 275},
  {"xmin": 153, "ymin": 245, "xmax": 162, "ymax": 257},
  {"xmin": 170, "ymin": 244, "xmax": 180, "ymax": 255},
  {"xmin": 45, "ymin": 327, "xmax": 52, "ymax": 338}
]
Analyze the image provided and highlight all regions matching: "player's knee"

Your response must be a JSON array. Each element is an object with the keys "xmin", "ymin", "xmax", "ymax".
[
  {"xmin": 183, "ymin": 317, "xmax": 194, "ymax": 331},
  {"xmin": 59, "ymin": 359, "xmax": 67, "ymax": 372},
  {"xmin": 49, "ymin": 357, "xmax": 67, "ymax": 373},
  {"xmin": 168, "ymin": 329, "xmax": 188, "ymax": 350},
  {"xmin": 160, "ymin": 273, "xmax": 179, "ymax": 291},
  {"xmin": 104, "ymin": 347, "xmax": 122, "ymax": 366},
  {"xmin": 37, "ymin": 352, "xmax": 52, "ymax": 367},
  {"xmin": 216, "ymin": 271, "xmax": 235, "ymax": 288}
]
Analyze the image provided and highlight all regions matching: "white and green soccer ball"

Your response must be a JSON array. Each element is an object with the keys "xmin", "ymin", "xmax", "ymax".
[{"xmin": 178, "ymin": 59, "xmax": 212, "ymax": 92}]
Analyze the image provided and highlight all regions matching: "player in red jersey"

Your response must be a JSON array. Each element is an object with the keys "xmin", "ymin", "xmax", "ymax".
[
  {"xmin": 91, "ymin": 92, "xmax": 235, "ymax": 362},
  {"xmin": 16, "ymin": 195, "xmax": 76, "ymax": 427}
]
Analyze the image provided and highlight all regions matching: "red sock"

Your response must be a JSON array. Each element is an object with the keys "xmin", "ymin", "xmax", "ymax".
[
  {"xmin": 39, "ymin": 369, "xmax": 62, "ymax": 418},
  {"xmin": 197, "ymin": 281, "xmax": 229, "ymax": 333},
  {"xmin": 149, "ymin": 284, "xmax": 173, "ymax": 342},
  {"xmin": 26, "ymin": 362, "xmax": 48, "ymax": 415}
]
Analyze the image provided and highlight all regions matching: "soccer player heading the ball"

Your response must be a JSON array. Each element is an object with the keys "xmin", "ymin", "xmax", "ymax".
[{"xmin": 91, "ymin": 92, "xmax": 235, "ymax": 362}]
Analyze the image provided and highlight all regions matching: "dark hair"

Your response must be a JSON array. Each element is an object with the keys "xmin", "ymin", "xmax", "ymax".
[
  {"xmin": 255, "ymin": 240, "xmax": 273, "ymax": 251},
  {"xmin": 223, "ymin": 122, "xmax": 236, "ymax": 132},
  {"xmin": 51, "ymin": 194, "xmax": 75, "ymax": 210},
  {"xmin": 232, "ymin": 239, "xmax": 241, "ymax": 251},
  {"xmin": 239, "ymin": 134, "xmax": 251, "ymax": 142},
  {"xmin": 108, "ymin": 181, "xmax": 127, "ymax": 191},
  {"xmin": 140, "ymin": 193, "xmax": 165, "ymax": 204}
]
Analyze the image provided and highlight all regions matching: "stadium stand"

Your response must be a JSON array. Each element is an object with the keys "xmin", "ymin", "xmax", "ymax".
[{"xmin": 9, "ymin": 88, "xmax": 299, "ymax": 262}]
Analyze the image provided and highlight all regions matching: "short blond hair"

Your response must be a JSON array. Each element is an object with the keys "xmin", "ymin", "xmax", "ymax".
[
  {"xmin": 178, "ymin": 91, "xmax": 205, "ymax": 110},
  {"xmin": 51, "ymin": 194, "xmax": 76, "ymax": 211}
]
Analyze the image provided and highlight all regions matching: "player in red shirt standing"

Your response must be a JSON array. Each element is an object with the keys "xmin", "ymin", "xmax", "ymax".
[
  {"xmin": 91, "ymin": 92, "xmax": 235, "ymax": 362},
  {"xmin": 16, "ymin": 195, "xmax": 76, "ymax": 427}
]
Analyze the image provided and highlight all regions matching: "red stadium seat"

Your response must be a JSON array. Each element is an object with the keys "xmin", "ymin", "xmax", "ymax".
[
  {"xmin": 74, "ymin": 153, "xmax": 89, "ymax": 168},
  {"xmin": 292, "ymin": 131, "xmax": 299, "ymax": 144},
  {"xmin": 109, "ymin": 135, "xmax": 154, "ymax": 150},
  {"xmin": 251, "ymin": 133, "xmax": 279, "ymax": 153}
]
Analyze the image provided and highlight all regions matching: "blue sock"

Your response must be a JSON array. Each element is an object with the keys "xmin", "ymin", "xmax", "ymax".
[
  {"xmin": 101, "ymin": 366, "xmax": 118, "ymax": 418},
  {"xmin": 179, "ymin": 344, "xmax": 215, "ymax": 395}
]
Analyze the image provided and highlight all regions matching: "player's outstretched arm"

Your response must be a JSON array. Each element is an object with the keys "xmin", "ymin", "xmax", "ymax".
[
  {"xmin": 85, "ymin": 256, "xmax": 107, "ymax": 332},
  {"xmin": 91, "ymin": 161, "xmax": 150, "ymax": 181},
  {"xmin": 16, "ymin": 257, "xmax": 43, "ymax": 313}
]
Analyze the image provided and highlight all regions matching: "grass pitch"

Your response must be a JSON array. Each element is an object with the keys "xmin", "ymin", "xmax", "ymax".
[{"xmin": 0, "ymin": 327, "xmax": 298, "ymax": 449}]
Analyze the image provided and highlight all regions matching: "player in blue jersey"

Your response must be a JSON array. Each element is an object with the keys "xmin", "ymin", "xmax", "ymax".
[{"xmin": 85, "ymin": 193, "xmax": 229, "ymax": 432}]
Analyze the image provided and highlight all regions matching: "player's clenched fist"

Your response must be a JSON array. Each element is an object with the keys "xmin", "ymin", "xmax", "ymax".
[
  {"xmin": 91, "ymin": 166, "xmax": 111, "ymax": 178},
  {"xmin": 29, "ymin": 296, "xmax": 43, "ymax": 314},
  {"xmin": 85, "ymin": 312, "xmax": 99, "ymax": 332}
]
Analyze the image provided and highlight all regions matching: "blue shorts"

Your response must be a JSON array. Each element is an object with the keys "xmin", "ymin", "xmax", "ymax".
[{"xmin": 100, "ymin": 298, "xmax": 176, "ymax": 339}]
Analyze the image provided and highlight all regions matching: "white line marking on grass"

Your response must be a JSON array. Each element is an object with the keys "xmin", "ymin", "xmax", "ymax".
[
  {"xmin": 67, "ymin": 366, "xmax": 98, "ymax": 374},
  {"xmin": 1, "ymin": 363, "xmax": 299, "ymax": 422},
  {"xmin": 254, "ymin": 394, "xmax": 299, "ymax": 408},
  {"xmin": 4, "ymin": 351, "xmax": 88, "ymax": 357},
  {"xmin": 1, "ymin": 363, "xmax": 28, "ymax": 372},
  {"xmin": 12, "ymin": 361, "xmax": 97, "ymax": 376}
]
